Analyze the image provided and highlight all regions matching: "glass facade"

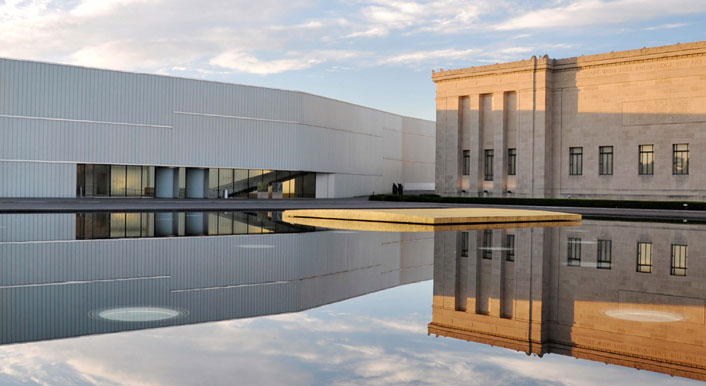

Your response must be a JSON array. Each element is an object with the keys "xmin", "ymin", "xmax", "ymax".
[
  {"xmin": 76, "ymin": 211, "xmax": 315, "ymax": 239},
  {"xmin": 77, "ymin": 164, "xmax": 154, "ymax": 197},
  {"xmin": 77, "ymin": 164, "xmax": 316, "ymax": 199}
]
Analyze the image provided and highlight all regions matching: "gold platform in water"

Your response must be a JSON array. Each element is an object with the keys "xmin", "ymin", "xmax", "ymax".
[{"xmin": 282, "ymin": 208, "xmax": 581, "ymax": 232}]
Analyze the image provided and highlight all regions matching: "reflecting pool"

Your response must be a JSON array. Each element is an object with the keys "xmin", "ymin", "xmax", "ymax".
[{"xmin": 0, "ymin": 214, "xmax": 703, "ymax": 385}]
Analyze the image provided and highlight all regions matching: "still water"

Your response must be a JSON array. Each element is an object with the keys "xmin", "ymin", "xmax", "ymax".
[{"xmin": 0, "ymin": 212, "xmax": 703, "ymax": 385}]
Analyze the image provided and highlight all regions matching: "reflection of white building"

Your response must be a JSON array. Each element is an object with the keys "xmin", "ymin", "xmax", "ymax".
[
  {"xmin": 0, "ymin": 58, "xmax": 434, "ymax": 198},
  {"xmin": 430, "ymin": 221, "xmax": 706, "ymax": 381},
  {"xmin": 0, "ymin": 214, "xmax": 432, "ymax": 344}
]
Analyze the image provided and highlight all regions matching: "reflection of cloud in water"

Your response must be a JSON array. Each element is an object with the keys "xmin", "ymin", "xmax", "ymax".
[{"xmin": 0, "ymin": 282, "xmax": 697, "ymax": 386}]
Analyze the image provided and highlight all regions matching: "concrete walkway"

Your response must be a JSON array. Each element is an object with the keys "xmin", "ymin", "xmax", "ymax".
[{"xmin": 0, "ymin": 197, "xmax": 704, "ymax": 222}]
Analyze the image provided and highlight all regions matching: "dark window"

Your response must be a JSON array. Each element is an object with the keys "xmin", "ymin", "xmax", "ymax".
[
  {"xmin": 671, "ymin": 244, "xmax": 687, "ymax": 276},
  {"xmin": 639, "ymin": 145, "xmax": 654, "ymax": 175},
  {"xmin": 484, "ymin": 149, "xmax": 494, "ymax": 181},
  {"xmin": 507, "ymin": 148, "xmax": 516, "ymax": 176},
  {"xmin": 482, "ymin": 230, "xmax": 492, "ymax": 259},
  {"xmin": 569, "ymin": 147, "xmax": 583, "ymax": 175},
  {"xmin": 599, "ymin": 146, "xmax": 613, "ymax": 175},
  {"xmin": 673, "ymin": 144, "xmax": 689, "ymax": 175},
  {"xmin": 637, "ymin": 242, "xmax": 653, "ymax": 273},
  {"xmin": 461, "ymin": 232, "xmax": 469, "ymax": 257},
  {"xmin": 462, "ymin": 150, "xmax": 470, "ymax": 175},
  {"xmin": 506, "ymin": 234, "xmax": 515, "ymax": 262},
  {"xmin": 568, "ymin": 237, "xmax": 581, "ymax": 266},
  {"xmin": 597, "ymin": 239, "xmax": 612, "ymax": 269}
]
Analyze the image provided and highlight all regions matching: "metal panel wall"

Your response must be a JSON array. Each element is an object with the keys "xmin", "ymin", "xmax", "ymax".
[
  {"xmin": 0, "ymin": 161, "xmax": 75, "ymax": 198},
  {"xmin": 0, "ymin": 58, "xmax": 434, "ymax": 197}
]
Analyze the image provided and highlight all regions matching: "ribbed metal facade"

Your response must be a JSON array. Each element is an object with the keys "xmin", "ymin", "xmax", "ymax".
[
  {"xmin": 0, "ymin": 58, "xmax": 435, "ymax": 197},
  {"xmin": 0, "ymin": 229, "xmax": 433, "ymax": 344}
]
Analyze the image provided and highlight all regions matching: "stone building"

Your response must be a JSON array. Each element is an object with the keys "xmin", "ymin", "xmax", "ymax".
[
  {"xmin": 429, "ymin": 221, "xmax": 706, "ymax": 381},
  {"xmin": 433, "ymin": 41, "xmax": 706, "ymax": 200}
]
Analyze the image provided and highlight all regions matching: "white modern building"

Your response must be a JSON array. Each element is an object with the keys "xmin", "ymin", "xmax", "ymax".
[{"xmin": 0, "ymin": 58, "xmax": 434, "ymax": 198}]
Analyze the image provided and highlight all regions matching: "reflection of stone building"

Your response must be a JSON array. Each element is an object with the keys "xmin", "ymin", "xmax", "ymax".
[
  {"xmin": 429, "ymin": 221, "xmax": 706, "ymax": 381},
  {"xmin": 0, "ymin": 215, "xmax": 432, "ymax": 344},
  {"xmin": 433, "ymin": 41, "xmax": 706, "ymax": 200}
]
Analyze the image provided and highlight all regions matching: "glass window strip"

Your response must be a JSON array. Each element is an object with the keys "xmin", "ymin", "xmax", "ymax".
[{"xmin": 671, "ymin": 244, "xmax": 687, "ymax": 276}]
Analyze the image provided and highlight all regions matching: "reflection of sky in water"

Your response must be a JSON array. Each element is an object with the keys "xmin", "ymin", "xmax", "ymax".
[{"xmin": 0, "ymin": 281, "xmax": 698, "ymax": 386}]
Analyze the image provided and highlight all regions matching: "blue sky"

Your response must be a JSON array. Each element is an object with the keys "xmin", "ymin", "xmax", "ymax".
[{"xmin": 1, "ymin": 0, "xmax": 705, "ymax": 120}]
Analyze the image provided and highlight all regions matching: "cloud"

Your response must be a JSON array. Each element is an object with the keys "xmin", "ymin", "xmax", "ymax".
[
  {"xmin": 644, "ymin": 22, "xmax": 687, "ymax": 30},
  {"xmin": 494, "ymin": 0, "xmax": 706, "ymax": 30},
  {"xmin": 379, "ymin": 48, "xmax": 480, "ymax": 65},
  {"xmin": 210, "ymin": 50, "xmax": 363, "ymax": 75}
]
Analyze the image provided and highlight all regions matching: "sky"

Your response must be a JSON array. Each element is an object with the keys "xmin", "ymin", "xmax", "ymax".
[
  {"xmin": 1, "ymin": 0, "xmax": 705, "ymax": 121},
  {"xmin": 0, "ymin": 281, "xmax": 698, "ymax": 385}
]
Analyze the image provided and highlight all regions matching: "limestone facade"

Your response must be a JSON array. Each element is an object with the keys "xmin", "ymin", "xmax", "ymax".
[
  {"xmin": 433, "ymin": 41, "xmax": 706, "ymax": 200},
  {"xmin": 429, "ymin": 220, "xmax": 706, "ymax": 381}
]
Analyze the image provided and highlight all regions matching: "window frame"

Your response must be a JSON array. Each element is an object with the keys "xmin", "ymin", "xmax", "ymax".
[
  {"xmin": 638, "ymin": 144, "xmax": 654, "ymax": 175},
  {"xmin": 482, "ymin": 230, "xmax": 493, "ymax": 259},
  {"xmin": 597, "ymin": 239, "xmax": 612, "ymax": 269},
  {"xmin": 636, "ymin": 242, "xmax": 653, "ymax": 273},
  {"xmin": 598, "ymin": 146, "xmax": 613, "ymax": 176},
  {"xmin": 507, "ymin": 148, "xmax": 517, "ymax": 176},
  {"xmin": 569, "ymin": 147, "xmax": 583, "ymax": 176},
  {"xmin": 672, "ymin": 143, "xmax": 689, "ymax": 175},
  {"xmin": 506, "ymin": 234, "xmax": 515, "ymax": 262},
  {"xmin": 568, "ymin": 237, "xmax": 581, "ymax": 266},
  {"xmin": 484, "ymin": 149, "xmax": 494, "ymax": 181},
  {"xmin": 462, "ymin": 150, "xmax": 470, "ymax": 176},
  {"xmin": 670, "ymin": 244, "xmax": 687, "ymax": 276}
]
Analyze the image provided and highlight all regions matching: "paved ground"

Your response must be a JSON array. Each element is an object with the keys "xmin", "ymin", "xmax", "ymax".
[{"xmin": 1, "ymin": 197, "xmax": 705, "ymax": 222}]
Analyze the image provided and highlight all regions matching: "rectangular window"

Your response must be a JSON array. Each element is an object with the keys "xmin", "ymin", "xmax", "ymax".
[
  {"xmin": 673, "ymin": 144, "xmax": 689, "ymax": 175},
  {"xmin": 597, "ymin": 239, "xmax": 612, "ymax": 269},
  {"xmin": 639, "ymin": 145, "xmax": 654, "ymax": 175},
  {"xmin": 506, "ymin": 234, "xmax": 515, "ymax": 262},
  {"xmin": 671, "ymin": 244, "xmax": 687, "ymax": 276},
  {"xmin": 461, "ymin": 232, "xmax": 469, "ymax": 257},
  {"xmin": 482, "ymin": 230, "xmax": 492, "ymax": 259},
  {"xmin": 462, "ymin": 150, "xmax": 470, "ymax": 175},
  {"xmin": 484, "ymin": 149, "xmax": 494, "ymax": 181},
  {"xmin": 599, "ymin": 146, "xmax": 613, "ymax": 175},
  {"xmin": 637, "ymin": 242, "xmax": 653, "ymax": 273},
  {"xmin": 507, "ymin": 148, "xmax": 517, "ymax": 176},
  {"xmin": 569, "ymin": 147, "xmax": 583, "ymax": 175},
  {"xmin": 568, "ymin": 238, "xmax": 581, "ymax": 266}
]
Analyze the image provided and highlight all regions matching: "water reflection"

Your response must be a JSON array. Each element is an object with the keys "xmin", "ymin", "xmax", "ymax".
[
  {"xmin": 0, "ymin": 226, "xmax": 433, "ymax": 345},
  {"xmin": 430, "ymin": 220, "xmax": 706, "ymax": 382},
  {"xmin": 1, "ymin": 214, "xmax": 705, "ymax": 384},
  {"xmin": 0, "ymin": 212, "xmax": 316, "ymax": 242}
]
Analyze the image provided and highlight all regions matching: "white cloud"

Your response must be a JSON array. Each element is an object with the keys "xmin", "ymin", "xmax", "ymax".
[
  {"xmin": 645, "ymin": 22, "xmax": 687, "ymax": 30},
  {"xmin": 494, "ymin": 0, "xmax": 706, "ymax": 30},
  {"xmin": 210, "ymin": 50, "xmax": 363, "ymax": 75},
  {"xmin": 379, "ymin": 48, "xmax": 479, "ymax": 65}
]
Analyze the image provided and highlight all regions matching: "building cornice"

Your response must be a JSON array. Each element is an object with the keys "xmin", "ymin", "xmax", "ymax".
[{"xmin": 432, "ymin": 40, "xmax": 706, "ymax": 83}]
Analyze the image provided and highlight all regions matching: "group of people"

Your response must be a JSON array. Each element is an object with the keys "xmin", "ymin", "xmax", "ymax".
[{"xmin": 391, "ymin": 183, "xmax": 404, "ymax": 195}]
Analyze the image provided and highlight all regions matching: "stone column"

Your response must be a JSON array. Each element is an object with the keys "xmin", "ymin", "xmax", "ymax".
[
  {"xmin": 435, "ymin": 97, "xmax": 462, "ymax": 196},
  {"xmin": 493, "ymin": 93, "xmax": 507, "ymax": 195},
  {"xmin": 467, "ymin": 95, "xmax": 482, "ymax": 196}
]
